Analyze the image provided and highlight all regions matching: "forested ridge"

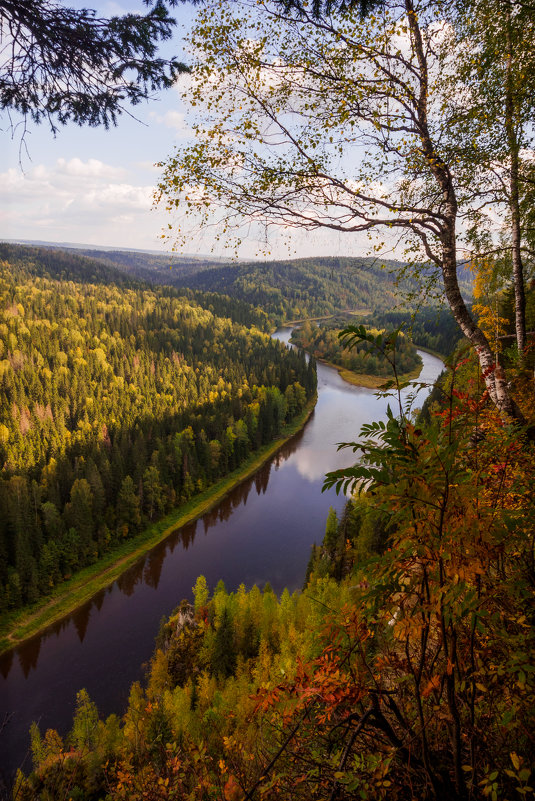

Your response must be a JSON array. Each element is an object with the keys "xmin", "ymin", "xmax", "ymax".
[
  {"xmin": 171, "ymin": 257, "xmax": 405, "ymax": 323},
  {"xmin": 8, "ymin": 249, "xmax": 410, "ymax": 323},
  {"xmin": 71, "ymin": 249, "xmax": 462, "ymax": 324},
  {"xmin": 0, "ymin": 244, "xmax": 272, "ymax": 333},
  {"xmin": 0, "ymin": 245, "xmax": 316, "ymax": 616},
  {"xmin": 6, "ymin": 246, "xmax": 473, "ymax": 347},
  {"xmin": 76, "ymin": 248, "xmax": 233, "ymax": 283},
  {"xmin": 354, "ymin": 308, "xmax": 466, "ymax": 358}
]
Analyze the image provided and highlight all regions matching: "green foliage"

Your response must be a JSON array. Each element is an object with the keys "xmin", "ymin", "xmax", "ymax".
[
  {"xmin": 19, "ymin": 354, "xmax": 535, "ymax": 800},
  {"xmin": 323, "ymin": 506, "xmax": 338, "ymax": 557},
  {"xmin": 170, "ymin": 256, "xmax": 406, "ymax": 324},
  {"xmin": 358, "ymin": 306, "xmax": 467, "ymax": 358},
  {"xmin": 292, "ymin": 321, "xmax": 422, "ymax": 379},
  {"xmin": 0, "ymin": 246, "xmax": 316, "ymax": 615},
  {"xmin": 1, "ymin": 0, "xmax": 188, "ymax": 134},
  {"xmin": 211, "ymin": 607, "xmax": 237, "ymax": 679}
]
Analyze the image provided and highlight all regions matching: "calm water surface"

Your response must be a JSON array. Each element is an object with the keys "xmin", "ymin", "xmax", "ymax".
[{"xmin": 0, "ymin": 330, "xmax": 443, "ymax": 779}]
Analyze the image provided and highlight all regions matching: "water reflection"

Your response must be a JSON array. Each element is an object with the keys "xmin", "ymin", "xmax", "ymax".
[
  {"xmin": 144, "ymin": 549, "xmax": 165, "ymax": 590},
  {"xmin": 17, "ymin": 638, "xmax": 40, "ymax": 680},
  {"xmin": 255, "ymin": 463, "xmax": 271, "ymax": 495},
  {"xmin": 73, "ymin": 604, "xmax": 91, "ymax": 644},
  {"xmin": 0, "ymin": 332, "xmax": 444, "ymax": 780},
  {"xmin": 0, "ymin": 649, "xmax": 13, "ymax": 680},
  {"xmin": 0, "ymin": 347, "xmax": 440, "ymax": 686},
  {"xmin": 117, "ymin": 561, "xmax": 143, "ymax": 597},
  {"xmin": 0, "ymin": 376, "xmax": 307, "ymax": 688},
  {"xmin": 93, "ymin": 590, "xmax": 105, "ymax": 612}
]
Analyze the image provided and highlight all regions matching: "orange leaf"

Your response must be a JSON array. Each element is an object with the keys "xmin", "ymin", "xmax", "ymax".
[{"xmin": 224, "ymin": 774, "xmax": 242, "ymax": 801}]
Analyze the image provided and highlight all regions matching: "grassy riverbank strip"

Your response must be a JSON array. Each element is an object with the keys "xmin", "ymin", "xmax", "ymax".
[
  {"xmin": 282, "ymin": 308, "xmax": 370, "ymax": 327},
  {"xmin": 309, "ymin": 354, "xmax": 424, "ymax": 390},
  {"xmin": 411, "ymin": 343, "xmax": 448, "ymax": 362},
  {"xmin": 336, "ymin": 360, "xmax": 424, "ymax": 389},
  {"xmin": 0, "ymin": 396, "xmax": 317, "ymax": 657}
]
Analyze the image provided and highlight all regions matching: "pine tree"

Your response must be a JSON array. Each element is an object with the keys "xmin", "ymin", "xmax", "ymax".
[{"xmin": 211, "ymin": 607, "xmax": 237, "ymax": 679}]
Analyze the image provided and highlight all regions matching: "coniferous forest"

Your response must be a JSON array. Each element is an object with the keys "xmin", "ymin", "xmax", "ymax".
[{"xmin": 0, "ymin": 245, "xmax": 315, "ymax": 614}]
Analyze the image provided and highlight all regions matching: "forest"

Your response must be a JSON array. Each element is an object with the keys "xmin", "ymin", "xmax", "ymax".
[
  {"xmin": 15, "ymin": 339, "xmax": 535, "ymax": 800},
  {"xmin": 290, "ymin": 321, "xmax": 422, "ymax": 379},
  {"xmin": 17, "ymin": 248, "xmax": 472, "ymax": 357},
  {"xmin": 2, "ymin": 0, "xmax": 535, "ymax": 796},
  {"xmin": 160, "ymin": 257, "xmax": 403, "ymax": 322},
  {"xmin": 0, "ymin": 245, "xmax": 316, "ymax": 615},
  {"xmin": 353, "ymin": 308, "xmax": 466, "ymax": 359},
  {"xmin": 14, "ymin": 248, "xmax": 410, "ymax": 323}
]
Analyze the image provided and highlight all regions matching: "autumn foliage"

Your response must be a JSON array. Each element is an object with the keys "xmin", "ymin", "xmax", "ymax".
[{"xmin": 15, "ymin": 335, "xmax": 535, "ymax": 801}]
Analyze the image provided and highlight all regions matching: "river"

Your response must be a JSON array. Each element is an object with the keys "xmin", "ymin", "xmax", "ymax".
[{"xmin": 0, "ymin": 330, "xmax": 443, "ymax": 780}]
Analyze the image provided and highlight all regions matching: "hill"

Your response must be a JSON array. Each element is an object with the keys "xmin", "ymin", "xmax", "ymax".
[
  {"xmin": 169, "ymin": 256, "xmax": 405, "ymax": 322},
  {"xmin": 0, "ymin": 245, "xmax": 315, "ymax": 616},
  {"xmin": 72, "ymin": 252, "xmax": 474, "ymax": 324},
  {"xmin": 0, "ymin": 243, "xmax": 271, "ymax": 332},
  {"xmin": 2, "ymin": 242, "xmax": 474, "ymax": 327}
]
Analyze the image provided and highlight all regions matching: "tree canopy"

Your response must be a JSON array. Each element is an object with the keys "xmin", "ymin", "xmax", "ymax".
[
  {"xmin": 0, "ymin": 244, "xmax": 316, "ymax": 613},
  {"xmin": 0, "ymin": 0, "xmax": 188, "ymax": 133},
  {"xmin": 156, "ymin": 0, "xmax": 534, "ymax": 423}
]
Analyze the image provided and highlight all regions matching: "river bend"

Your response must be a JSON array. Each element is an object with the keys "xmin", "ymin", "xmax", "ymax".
[{"xmin": 0, "ymin": 329, "xmax": 443, "ymax": 778}]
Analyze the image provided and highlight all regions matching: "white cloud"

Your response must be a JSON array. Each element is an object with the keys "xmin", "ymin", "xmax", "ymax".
[
  {"xmin": 2, "ymin": 158, "xmax": 128, "ymax": 201},
  {"xmin": 0, "ymin": 157, "xmax": 170, "ymax": 249},
  {"xmin": 149, "ymin": 110, "xmax": 193, "ymax": 138},
  {"xmin": 55, "ymin": 157, "xmax": 127, "ymax": 180},
  {"xmin": 135, "ymin": 160, "xmax": 161, "ymax": 172}
]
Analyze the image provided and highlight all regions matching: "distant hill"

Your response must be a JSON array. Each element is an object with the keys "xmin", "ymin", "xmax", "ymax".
[
  {"xmin": 65, "ymin": 251, "xmax": 407, "ymax": 321},
  {"xmin": 0, "ymin": 242, "xmax": 139, "ymax": 287},
  {"xmin": 1, "ymin": 240, "xmax": 473, "ymax": 325},
  {"xmin": 0, "ymin": 243, "xmax": 270, "ymax": 331},
  {"xmin": 168, "ymin": 256, "xmax": 410, "ymax": 323},
  {"xmin": 75, "ymin": 248, "xmax": 233, "ymax": 283},
  {"xmin": 72, "ymin": 251, "xmax": 472, "ymax": 324}
]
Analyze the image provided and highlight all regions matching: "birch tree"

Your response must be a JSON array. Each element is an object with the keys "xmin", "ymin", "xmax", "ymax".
[
  {"xmin": 157, "ymin": 0, "xmax": 525, "ymax": 420},
  {"xmin": 450, "ymin": 0, "xmax": 535, "ymax": 357}
]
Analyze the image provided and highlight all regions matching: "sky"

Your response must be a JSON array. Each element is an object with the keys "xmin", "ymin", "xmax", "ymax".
[
  {"xmin": 1, "ymin": 1, "xmax": 199, "ymax": 255},
  {"xmin": 0, "ymin": 0, "xmax": 371, "ymax": 260}
]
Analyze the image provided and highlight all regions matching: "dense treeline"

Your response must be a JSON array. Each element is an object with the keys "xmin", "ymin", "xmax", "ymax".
[
  {"xmin": 77, "ymin": 248, "xmax": 231, "ymax": 282},
  {"xmin": 171, "ymin": 256, "xmax": 403, "ymax": 323},
  {"xmin": 0, "ymin": 244, "xmax": 138, "ymax": 289},
  {"xmin": 73, "ymin": 251, "xmax": 404, "ymax": 320},
  {"xmin": 170, "ymin": 257, "xmax": 472, "ymax": 328},
  {"xmin": 179, "ymin": 288, "xmax": 270, "ymax": 332},
  {"xmin": 291, "ymin": 320, "xmax": 422, "ymax": 378},
  {"xmin": 0, "ymin": 245, "xmax": 271, "ymax": 333},
  {"xmin": 17, "ymin": 348, "xmax": 535, "ymax": 801},
  {"xmin": 357, "ymin": 307, "xmax": 465, "ymax": 357},
  {"xmin": 8, "ymin": 248, "xmax": 403, "ymax": 322},
  {"xmin": 0, "ymin": 251, "xmax": 316, "ymax": 614},
  {"xmin": 6, "ymin": 246, "xmax": 474, "ymax": 339}
]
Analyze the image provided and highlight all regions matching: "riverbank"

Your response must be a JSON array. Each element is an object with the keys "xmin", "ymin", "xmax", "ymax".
[
  {"xmin": 410, "ymin": 343, "xmax": 448, "ymax": 362},
  {"xmin": 335, "ymin": 359, "xmax": 424, "ymax": 389},
  {"xmin": 298, "ymin": 350, "xmax": 424, "ymax": 390},
  {"xmin": 282, "ymin": 308, "xmax": 370, "ymax": 327},
  {"xmin": 0, "ymin": 396, "xmax": 317, "ymax": 657}
]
